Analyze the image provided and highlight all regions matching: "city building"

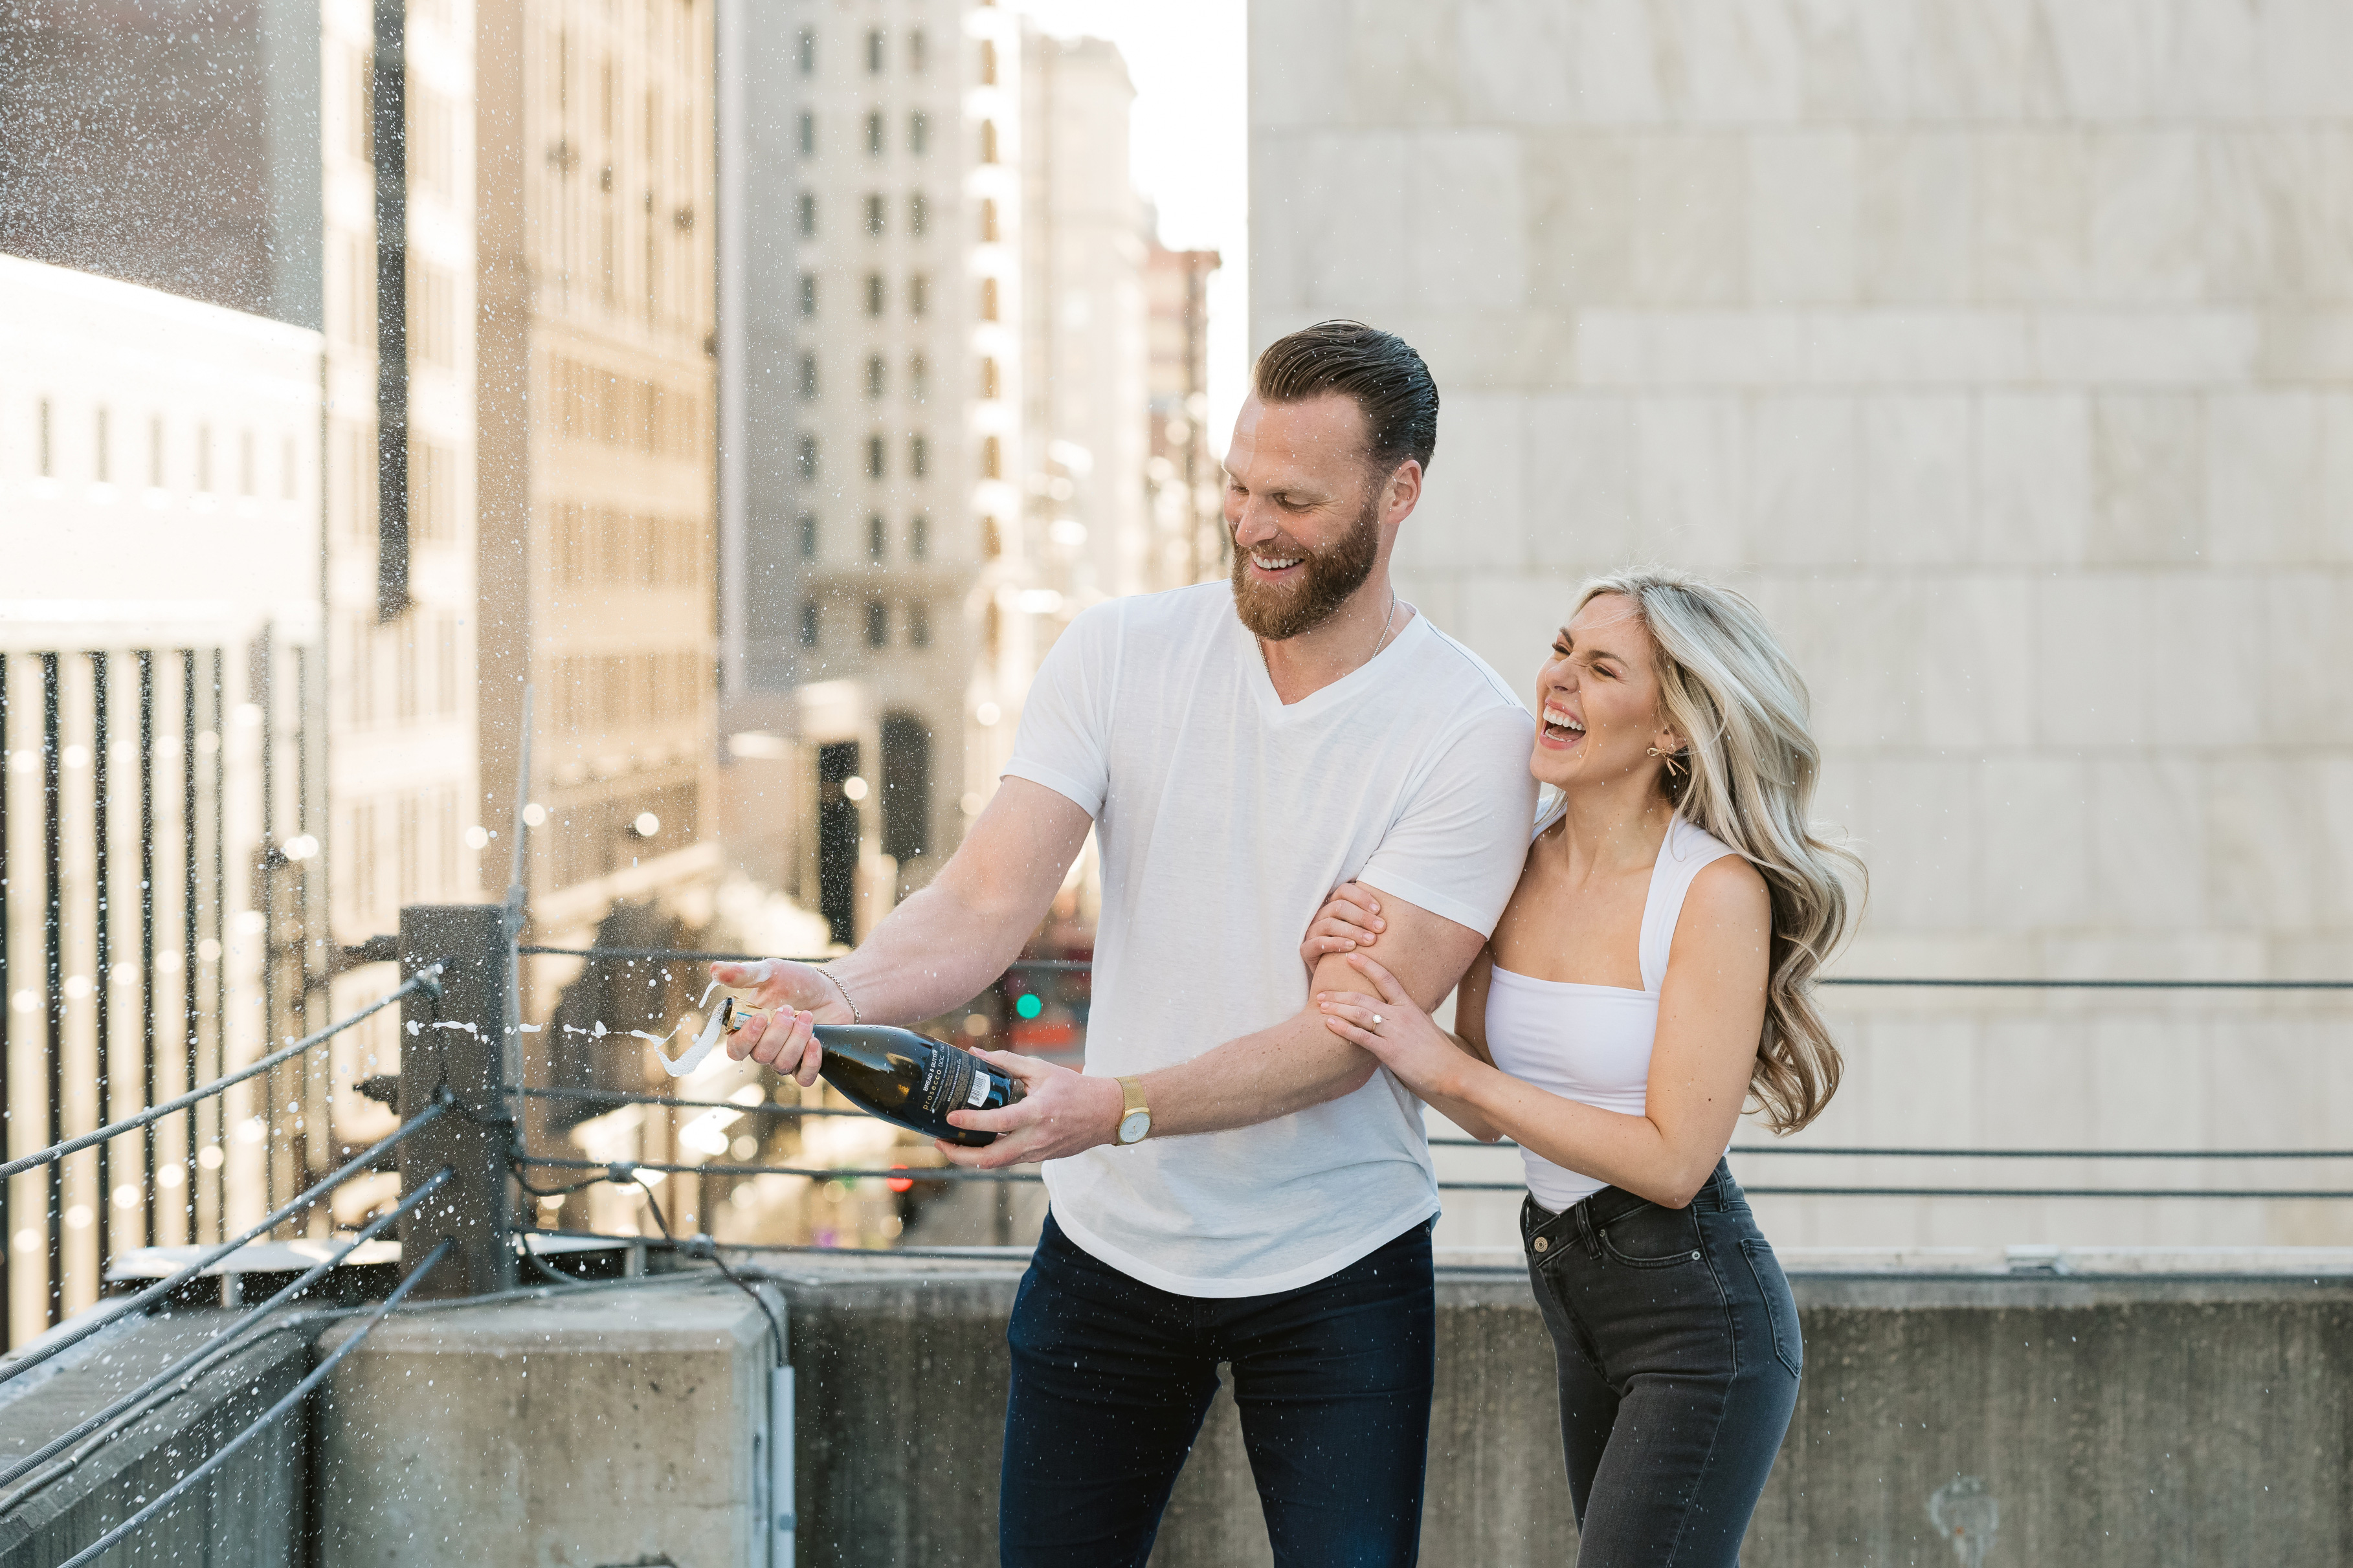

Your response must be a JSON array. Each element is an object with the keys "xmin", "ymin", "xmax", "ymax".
[
  {"xmin": 1, "ymin": 254, "xmax": 328, "ymax": 1347},
  {"xmin": 717, "ymin": 5, "xmax": 1150, "ymax": 949},
  {"xmin": 1144, "ymin": 240, "xmax": 1225, "ymax": 591},
  {"xmin": 473, "ymin": 0, "xmax": 720, "ymax": 953},
  {"xmin": 1251, "ymin": 0, "xmax": 2353, "ymax": 1248}
]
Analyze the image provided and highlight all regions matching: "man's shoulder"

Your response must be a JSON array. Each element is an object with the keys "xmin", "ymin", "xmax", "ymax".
[
  {"xmin": 1063, "ymin": 581, "xmax": 1231, "ymax": 649},
  {"xmin": 1402, "ymin": 619, "xmax": 1535, "ymax": 731}
]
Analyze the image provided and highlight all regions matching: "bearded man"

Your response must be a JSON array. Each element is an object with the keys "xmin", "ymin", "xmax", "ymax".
[{"xmin": 715, "ymin": 321, "xmax": 1535, "ymax": 1567}]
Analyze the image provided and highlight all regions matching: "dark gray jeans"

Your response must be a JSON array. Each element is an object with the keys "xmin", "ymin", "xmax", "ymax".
[{"xmin": 1521, "ymin": 1161, "xmax": 1801, "ymax": 1567}]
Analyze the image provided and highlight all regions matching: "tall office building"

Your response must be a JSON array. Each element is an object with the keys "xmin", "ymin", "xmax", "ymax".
[
  {"xmin": 474, "ymin": 0, "xmax": 720, "ymax": 956},
  {"xmin": 717, "ymin": 6, "xmax": 1150, "ymax": 945}
]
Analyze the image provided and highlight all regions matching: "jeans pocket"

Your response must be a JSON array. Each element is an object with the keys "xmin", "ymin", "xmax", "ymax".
[
  {"xmin": 1740, "ymin": 1237, "xmax": 1803, "ymax": 1378},
  {"xmin": 1596, "ymin": 1201, "xmax": 1706, "ymax": 1268}
]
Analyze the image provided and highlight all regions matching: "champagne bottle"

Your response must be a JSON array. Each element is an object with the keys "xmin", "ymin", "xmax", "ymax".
[{"xmin": 812, "ymin": 1025, "xmax": 1027, "ymax": 1148}]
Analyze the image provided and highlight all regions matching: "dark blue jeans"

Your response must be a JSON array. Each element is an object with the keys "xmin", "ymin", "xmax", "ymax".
[
  {"xmin": 1000, "ymin": 1212, "xmax": 1436, "ymax": 1567},
  {"xmin": 1522, "ymin": 1162, "xmax": 1801, "ymax": 1567}
]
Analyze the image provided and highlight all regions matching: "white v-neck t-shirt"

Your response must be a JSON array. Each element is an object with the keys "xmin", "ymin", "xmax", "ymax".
[{"xmin": 1004, "ymin": 581, "xmax": 1537, "ymax": 1297}]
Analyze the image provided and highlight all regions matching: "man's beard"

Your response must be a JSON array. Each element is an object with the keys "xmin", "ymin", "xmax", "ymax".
[{"xmin": 1230, "ymin": 491, "xmax": 1381, "ymax": 641}]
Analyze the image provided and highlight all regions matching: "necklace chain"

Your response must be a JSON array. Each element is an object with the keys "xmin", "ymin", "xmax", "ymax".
[{"xmin": 1364, "ymin": 591, "xmax": 1399, "ymax": 670}]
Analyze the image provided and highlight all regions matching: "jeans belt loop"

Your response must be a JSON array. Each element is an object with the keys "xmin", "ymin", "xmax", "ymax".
[{"xmin": 1573, "ymin": 1199, "xmax": 1601, "ymax": 1261}]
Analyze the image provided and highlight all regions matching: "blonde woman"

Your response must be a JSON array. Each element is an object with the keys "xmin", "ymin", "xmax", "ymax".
[{"xmin": 1304, "ymin": 569, "xmax": 1862, "ymax": 1566}]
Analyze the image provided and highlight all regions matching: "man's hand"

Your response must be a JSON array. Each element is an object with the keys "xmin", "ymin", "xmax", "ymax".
[
  {"xmin": 935, "ymin": 1050, "xmax": 1124, "ymax": 1169},
  {"xmin": 708, "ymin": 958, "xmax": 847, "ymax": 1085}
]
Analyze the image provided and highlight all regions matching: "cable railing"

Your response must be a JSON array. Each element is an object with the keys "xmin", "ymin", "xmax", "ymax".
[
  {"xmin": 0, "ymin": 967, "xmax": 471, "ymax": 1565},
  {"xmin": 507, "ymin": 945, "xmax": 2353, "ymax": 1213}
]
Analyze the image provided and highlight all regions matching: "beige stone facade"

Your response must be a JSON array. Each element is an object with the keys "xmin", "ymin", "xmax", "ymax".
[{"xmin": 1253, "ymin": 1, "xmax": 2353, "ymax": 1248}]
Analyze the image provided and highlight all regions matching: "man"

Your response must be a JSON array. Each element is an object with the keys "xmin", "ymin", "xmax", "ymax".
[{"xmin": 717, "ymin": 321, "xmax": 1535, "ymax": 1565}]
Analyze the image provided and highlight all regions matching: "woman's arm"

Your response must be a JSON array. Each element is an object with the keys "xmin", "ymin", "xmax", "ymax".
[{"xmin": 1320, "ymin": 856, "xmax": 1772, "ymax": 1209}]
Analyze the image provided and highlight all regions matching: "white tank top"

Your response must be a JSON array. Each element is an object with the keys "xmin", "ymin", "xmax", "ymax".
[{"xmin": 1482, "ymin": 810, "xmax": 1741, "ymax": 1211}]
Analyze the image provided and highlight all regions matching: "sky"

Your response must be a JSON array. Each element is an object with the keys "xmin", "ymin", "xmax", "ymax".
[{"xmin": 1010, "ymin": 0, "xmax": 1251, "ymax": 451}]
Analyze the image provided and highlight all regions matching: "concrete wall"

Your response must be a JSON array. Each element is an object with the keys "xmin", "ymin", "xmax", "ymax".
[
  {"xmin": 1248, "ymin": 0, "xmax": 2353, "ymax": 1251},
  {"xmin": 766, "ymin": 1251, "xmax": 2353, "ymax": 1567}
]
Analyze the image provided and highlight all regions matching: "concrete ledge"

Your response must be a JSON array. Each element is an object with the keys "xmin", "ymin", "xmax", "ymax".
[{"xmin": 0, "ymin": 1310, "xmax": 310, "ymax": 1568}]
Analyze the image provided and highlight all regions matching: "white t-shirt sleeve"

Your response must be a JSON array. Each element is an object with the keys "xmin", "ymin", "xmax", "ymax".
[
  {"xmin": 1354, "ymin": 705, "xmax": 1538, "ymax": 936},
  {"xmin": 1001, "ymin": 601, "xmax": 1121, "ymax": 819}
]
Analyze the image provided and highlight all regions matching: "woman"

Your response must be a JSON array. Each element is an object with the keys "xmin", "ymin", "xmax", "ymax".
[{"xmin": 1304, "ymin": 568, "xmax": 1862, "ymax": 1566}]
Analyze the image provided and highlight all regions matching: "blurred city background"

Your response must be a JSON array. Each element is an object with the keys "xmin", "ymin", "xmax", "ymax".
[{"xmin": 5, "ymin": 0, "xmax": 2351, "ymax": 1359}]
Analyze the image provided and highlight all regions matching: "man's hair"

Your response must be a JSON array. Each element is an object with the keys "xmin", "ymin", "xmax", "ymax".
[{"xmin": 1252, "ymin": 320, "xmax": 1438, "ymax": 474}]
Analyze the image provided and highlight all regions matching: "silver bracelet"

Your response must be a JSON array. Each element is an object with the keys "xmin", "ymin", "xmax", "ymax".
[{"xmin": 819, "ymin": 966, "xmax": 861, "ymax": 1024}]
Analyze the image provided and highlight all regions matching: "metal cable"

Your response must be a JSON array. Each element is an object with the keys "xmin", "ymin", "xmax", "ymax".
[
  {"xmin": 0, "ymin": 1104, "xmax": 445, "ymax": 1387},
  {"xmin": 50, "ymin": 1239, "xmax": 452, "ymax": 1568},
  {"xmin": 0, "ymin": 1169, "xmax": 452, "ymax": 1503},
  {"xmin": 1818, "ymin": 977, "xmax": 2353, "ymax": 990},
  {"xmin": 519, "ymin": 945, "xmax": 1090, "ymax": 971},
  {"xmin": 513, "ymin": 1085, "xmax": 865, "ymax": 1118},
  {"xmin": 0, "ymin": 966, "xmax": 440, "ymax": 1182},
  {"xmin": 518, "ymin": 1153, "xmax": 1042, "ymax": 1184},
  {"xmin": 1428, "ymin": 1138, "xmax": 2353, "ymax": 1159}
]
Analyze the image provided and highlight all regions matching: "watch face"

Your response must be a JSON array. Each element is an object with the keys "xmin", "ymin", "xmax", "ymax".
[{"xmin": 1119, "ymin": 1109, "xmax": 1151, "ymax": 1145}]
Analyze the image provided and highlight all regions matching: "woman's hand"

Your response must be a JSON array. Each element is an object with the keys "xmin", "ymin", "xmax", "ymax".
[
  {"xmin": 1299, "ymin": 881, "xmax": 1386, "ymax": 972},
  {"xmin": 1316, "ymin": 952, "xmax": 1478, "ymax": 1103}
]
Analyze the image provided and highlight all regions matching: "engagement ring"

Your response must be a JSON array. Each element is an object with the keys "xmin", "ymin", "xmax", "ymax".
[{"xmin": 1371, "ymin": 1014, "xmax": 1383, "ymax": 1026}]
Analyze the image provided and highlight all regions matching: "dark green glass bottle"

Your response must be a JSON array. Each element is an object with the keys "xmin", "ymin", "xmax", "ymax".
[{"xmin": 813, "ymin": 1025, "xmax": 1027, "ymax": 1148}]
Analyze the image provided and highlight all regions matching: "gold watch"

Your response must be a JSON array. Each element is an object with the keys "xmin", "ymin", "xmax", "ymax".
[{"xmin": 1115, "ymin": 1076, "xmax": 1152, "ymax": 1145}]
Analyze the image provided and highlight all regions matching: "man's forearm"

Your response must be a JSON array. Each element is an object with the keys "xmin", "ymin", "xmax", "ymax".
[
  {"xmin": 823, "ymin": 876, "xmax": 1036, "ymax": 1024},
  {"xmin": 1140, "ymin": 1011, "xmax": 1377, "ymax": 1138}
]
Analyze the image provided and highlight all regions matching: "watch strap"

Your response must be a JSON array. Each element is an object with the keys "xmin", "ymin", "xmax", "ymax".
[{"xmin": 1118, "ymin": 1075, "xmax": 1149, "ymax": 1116}]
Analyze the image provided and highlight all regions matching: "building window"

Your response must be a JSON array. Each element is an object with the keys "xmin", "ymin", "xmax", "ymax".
[
  {"xmin": 282, "ymin": 434, "xmax": 296, "ymax": 499},
  {"xmin": 37, "ymin": 399, "xmax": 52, "ymax": 477},
  {"xmin": 865, "ymin": 193, "xmax": 886, "ymax": 236},
  {"xmin": 865, "ymin": 355, "xmax": 886, "ymax": 399},
  {"xmin": 909, "ymin": 514, "xmax": 929, "ymax": 560},
  {"xmin": 867, "ymin": 434, "xmax": 886, "ymax": 478},
  {"xmin": 799, "ymin": 353, "xmax": 820, "ymax": 399},
  {"xmin": 797, "ymin": 110, "xmax": 816, "ymax": 155},
  {"xmin": 980, "ymin": 197, "xmax": 998, "ymax": 243},
  {"xmin": 908, "ymin": 601, "xmax": 931, "ymax": 648},
  {"xmin": 866, "ymin": 110, "xmax": 884, "ymax": 155},
  {"xmin": 880, "ymin": 712, "xmax": 930, "ymax": 859},
  {"xmin": 980, "ymin": 357, "xmax": 999, "ymax": 399},
  {"xmin": 909, "ymin": 192, "xmax": 927, "ymax": 236},
  {"xmin": 979, "ymin": 276, "xmax": 999, "ymax": 321},
  {"xmin": 800, "ymin": 601, "xmax": 820, "ymax": 647},
  {"xmin": 799, "ymin": 272, "xmax": 818, "ymax": 316},
  {"xmin": 797, "ymin": 435, "xmax": 819, "ymax": 481},
  {"xmin": 908, "ymin": 355, "xmax": 927, "ymax": 402},
  {"xmin": 797, "ymin": 27, "xmax": 814, "ymax": 74},
  {"xmin": 979, "ymin": 119, "xmax": 998, "ymax": 164},
  {"xmin": 865, "ymin": 274, "xmax": 885, "ymax": 315},
  {"xmin": 908, "ymin": 273, "xmax": 928, "ymax": 317},
  {"xmin": 866, "ymin": 28, "xmax": 884, "ymax": 72},
  {"xmin": 908, "ymin": 28, "xmax": 926, "ymax": 72},
  {"xmin": 798, "ymin": 513, "xmax": 818, "ymax": 558},
  {"xmin": 865, "ymin": 601, "xmax": 889, "ymax": 647},
  {"xmin": 979, "ymin": 38, "xmax": 997, "ymax": 84},
  {"xmin": 868, "ymin": 514, "xmax": 887, "ymax": 560},
  {"xmin": 909, "ymin": 111, "xmax": 928, "ymax": 155},
  {"xmin": 797, "ymin": 192, "xmax": 817, "ymax": 236},
  {"xmin": 196, "ymin": 423, "xmax": 212, "ymax": 491},
  {"xmin": 908, "ymin": 433, "xmax": 927, "ymax": 478},
  {"xmin": 93, "ymin": 407, "xmax": 110, "ymax": 482},
  {"xmin": 981, "ymin": 435, "xmax": 1001, "ymax": 480},
  {"xmin": 149, "ymin": 415, "xmax": 164, "ymax": 487}
]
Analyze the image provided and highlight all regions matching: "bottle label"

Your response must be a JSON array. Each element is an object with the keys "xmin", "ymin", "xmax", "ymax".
[
  {"xmin": 922, "ymin": 1044, "xmax": 976, "ymax": 1123},
  {"xmin": 967, "ymin": 1072, "xmax": 994, "ymax": 1109}
]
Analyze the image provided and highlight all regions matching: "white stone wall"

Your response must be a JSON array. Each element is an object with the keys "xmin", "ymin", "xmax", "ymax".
[{"xmin": 1255, "ymin": 0, "xmax": 2353, "ymax": 1248}]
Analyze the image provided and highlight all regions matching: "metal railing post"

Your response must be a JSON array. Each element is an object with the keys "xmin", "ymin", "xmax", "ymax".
[{"xmin": 397, "ymin": 905, "xmax": 517, "ymax": 1296}]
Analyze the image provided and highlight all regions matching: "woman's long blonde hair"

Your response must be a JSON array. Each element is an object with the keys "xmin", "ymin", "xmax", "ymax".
[{"xmin": 1574, "ymin": 568, "xmax": 1866, "ymax": 1134}]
